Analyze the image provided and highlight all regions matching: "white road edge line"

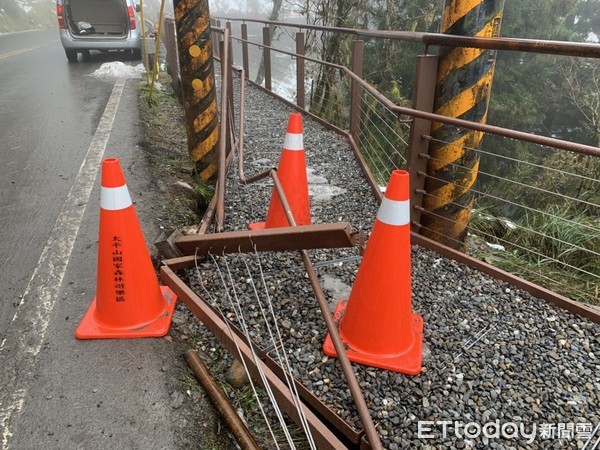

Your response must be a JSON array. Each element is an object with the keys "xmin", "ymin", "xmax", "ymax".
[{"xmin": 0, "ymin": 78, "xmax": 126, "ymax": 450}]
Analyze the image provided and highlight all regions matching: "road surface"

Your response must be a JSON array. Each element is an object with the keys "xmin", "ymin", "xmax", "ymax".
[{"xmin": 0, "ymin": 30, "xmax": 201, "ymax": 449}]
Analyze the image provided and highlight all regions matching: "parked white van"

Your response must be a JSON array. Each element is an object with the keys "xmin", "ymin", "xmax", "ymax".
[{"xmin": 56, "ymin": 0, "xmax": 142, "ymax": 62}]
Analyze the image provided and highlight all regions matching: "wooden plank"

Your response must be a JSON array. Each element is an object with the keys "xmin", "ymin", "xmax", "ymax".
[{"xmin": 175, "ymin": 222, "xmax": 356, "ymax": 256}]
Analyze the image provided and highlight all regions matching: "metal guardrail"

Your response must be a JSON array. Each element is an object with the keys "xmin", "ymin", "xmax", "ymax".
[
  {"xmin": 158, "ymin": 15, "xmax": 600, "ymax": 450},
  {"xmin": 214, "ymin": 16, "xmax": 600, "ymax": 58},
  {"xmin": 211, "ymin": 18, "xmax": 599, "ymax": 307}
]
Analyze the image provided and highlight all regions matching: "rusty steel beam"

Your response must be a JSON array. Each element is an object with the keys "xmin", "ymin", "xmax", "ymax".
[
  {"xmin": 236, "ymin": 69, "xmax": 277, "ymax": 185},
  {"xmin": 161, "ymin": 255, "xmax": 199, "ymax": 272},
  {"xmin": 175, "ymin": 223, "xmax": 357, "ymax": 256},
  {"xmin": 407, "ymin": 55, "xmax": 438, "ymax": 234},
  {"xmin": 161, "ymin": 265, "xmax": 349, "ymax": 450},
  {"xmin": 215, "ymin": 27, "xmax": 230, "ymax": 232},
  {"xmin": 185, "ymin": 350, "xmax": 261, "ymax": 450},
  {"xmin": 422, "ymin": 34, "xmax": 600, "ymax": 58},
  {"xmin": 241, "ymin": 24, "xmax": 249, "ymax": 76},
  {"xmin": 296, "ymin": 32, "xmax": 305, "ymax": 109},
  {"xmin": 262, "ymin": 26, "xmax": 272, "ymax": 91},
  {"xmin": 349, "ymin": 40, "xmax": 364, "ymax": 142}
]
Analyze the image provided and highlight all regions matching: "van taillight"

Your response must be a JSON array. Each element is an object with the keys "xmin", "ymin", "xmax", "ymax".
[
  {"xmin": 128, "ymin": 6, "xmax": 137, "ymax": 30},
  {"xmin": 57, "ymin": 4, "xmax": 65, "ymax": 29}
]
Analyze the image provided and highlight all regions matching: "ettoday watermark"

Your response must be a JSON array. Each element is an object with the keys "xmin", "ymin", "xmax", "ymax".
[{"xmin": 418, "ymin": 420, "xmax": 598, "ymax": 444}]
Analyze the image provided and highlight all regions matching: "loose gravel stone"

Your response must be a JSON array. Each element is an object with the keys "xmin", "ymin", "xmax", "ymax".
[{"xmin": 184, "ymin": 72, "xmax": 600, "ymax": 449}]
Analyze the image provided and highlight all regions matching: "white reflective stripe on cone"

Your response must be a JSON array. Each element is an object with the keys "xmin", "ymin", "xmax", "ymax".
[
  {"xmin": 376, "ymin": 197, "xmax": 410, "ymax": 226},
  {"xmin": 101, "ymin": 185, "xmax": 133, "ymax": 211},
  {"xmin": 283, "ymin": 133, "xmax": 303, "ymax": 151}
]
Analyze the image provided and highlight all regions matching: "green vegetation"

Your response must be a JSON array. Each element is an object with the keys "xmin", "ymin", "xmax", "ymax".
[
  {"xmin": 283, "ymin": 0, "xmax": 600, "ymax": 304},
  {"xmin": 471, "ymin": 206, "xmax": 599, "ymax": 304},
  {"xmin": 138, "ymin": 76, "xmax": 212, "ymax": 229}
]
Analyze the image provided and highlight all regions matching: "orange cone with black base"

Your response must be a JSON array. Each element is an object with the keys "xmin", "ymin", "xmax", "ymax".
[
  {"xmin": 323, "ymin": 170, "xmax": 423, "ymax": 375},
  {"xmin": 250, "ymin": 113, "xmax": 310, "ymax": 230},
  {"xmin": 76, "ymin": 158, "xmax": 177, "ymax": 339}
]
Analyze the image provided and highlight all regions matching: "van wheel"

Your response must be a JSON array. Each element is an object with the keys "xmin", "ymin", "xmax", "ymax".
[
  {"xmin": 132, "ymin": 48, "xmax": 142, "ymax": 60},
  {"xmin": 65, "ymin": 49, "xmax": 78, "ymax": 62}
]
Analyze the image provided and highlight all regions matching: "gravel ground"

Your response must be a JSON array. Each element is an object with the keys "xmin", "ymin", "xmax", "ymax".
[{"xmin": 182, "ymin": 74, "xmax": 600, "ymax": 450}]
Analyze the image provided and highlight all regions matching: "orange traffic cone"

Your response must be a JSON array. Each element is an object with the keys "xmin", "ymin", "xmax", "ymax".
[
  {"xmin": 323, "ymin": 170, "xmax": 423, "ymax": 375},
  {"xmin": 249, "ymin": 113, "xmax": 311, "ymax": 230},
  {"xmin": 76, "ymin": 158, "xmax": 177, "ymax": 339}
]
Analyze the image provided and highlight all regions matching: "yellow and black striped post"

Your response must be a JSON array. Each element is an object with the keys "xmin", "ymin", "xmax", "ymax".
[
  {"xmin": 421, "ymin": 0, "xmax": 504, "ymax": 250},
  {"xmin": 174, "ymin": 0, "xmax": 219, "ymax": 180}
]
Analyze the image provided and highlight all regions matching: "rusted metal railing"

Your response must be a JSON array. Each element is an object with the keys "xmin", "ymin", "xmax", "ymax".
[
  {"xmin": 213, "ymin": 18, "xmax": 599, "ymax": 309},
  {"xmin": 214, "ymin": 16, "xmax": 600, "ymax": 58},
  {"xmin": 164, "ymin": 16, "xmax": 600, "ymax": 450}
]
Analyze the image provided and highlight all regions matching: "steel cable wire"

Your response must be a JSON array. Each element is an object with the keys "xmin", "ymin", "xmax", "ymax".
[
  {"xmin": 356, "ymin": 127, "xmax": 398, "ymax": 171},
  {"xmin": 421, "ymin": 172, "xmax": 600, "ymax": 235},
  {"xmin": 423, "ymin": 154, "xmax": 600, "ymax": 210},
  {"xmin": 358, "ymin": 102, "xmax": 408, "ymax": 165},
  {"xmin": 356, "ymin": 127, "xmax": 396, "ymax": 182},
  {"xmin": 360, "ymin": 105, "xmax": 406, "ymax": 162},
  {"xmin": 212, "ymin": 253, "xmax": 298, "ymax": 449},
  {"xmin": 245, "ymin": 251, "xmax": 317, "ymax": 450},
  {"xmin": 193, "ymin": 252, "xmax": 282, "ymax": 449},
  {"xmin": 362, "ymin": 91, "xmax": 410, "ymax": 148},
  {"xmin": 417, "ymin": 208, "xmax": 600, "ymax": 280},
  {"xmin": 424, "ymin": 135, "xmax": 600, "ymax": 186},
  {"xmin": 418, "ymin": 190, "xmax": 600, "ymax": 259}
]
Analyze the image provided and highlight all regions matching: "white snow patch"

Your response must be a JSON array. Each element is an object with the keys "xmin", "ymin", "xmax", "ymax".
[
  {"xmin": 310, "ymin": 184, "xmax": 347, "ymax": 202},
  {"xmin": 306, "ymin": 168, "xmax": 346, "ymax": 201},
  {"xmin": 90, "ymin": 62, "xmax": 145, "ymax": 79},
  {"xmin": 486, "ymin": 242, "xmax": 505, "ymax": 251},
  {"xmin": 307, "ymin": 168, "xmax": 328, "ymax": 184},
  {"xmin": 321, "ymin": 274, "xmax": 352, "ymax": 312},
  {"xmin": 502, "ymin": 218, "xmax": 517, "ymax": 230},
  {"xmin": 15, "ymin": 0, "xmax": 32, "ymax": 13}
]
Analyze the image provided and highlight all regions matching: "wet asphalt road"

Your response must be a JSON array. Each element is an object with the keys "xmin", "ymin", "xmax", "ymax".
[
  {"xmin": 0, "ymin": 30, "xmax": 189, "ymax": 449},
  {"xmin": 0, "ymin": 29, "xmax": 116, "ymax": 336}
]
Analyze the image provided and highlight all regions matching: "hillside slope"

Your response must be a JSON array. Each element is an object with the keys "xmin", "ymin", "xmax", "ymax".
[{"xmin": 0, "ymin": 0, "xmax": 56, "ymax": 32}]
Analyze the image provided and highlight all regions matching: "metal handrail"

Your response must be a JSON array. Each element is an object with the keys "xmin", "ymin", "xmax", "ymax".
[
  {"xmin": 227, "ymin": 34, "xmax": 600, "ymax": 158},
  {"xmin": 215, "ymin": 16, "xmax": 600, "ymax": 58}
]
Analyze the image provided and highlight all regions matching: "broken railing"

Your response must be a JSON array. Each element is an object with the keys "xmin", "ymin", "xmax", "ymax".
[
  {"xmin": 210, "ymin": 17, "xmax": 600, "ymax": 307},
  {"xmin": 162, "ymin": 30, "xmax": 384, "ymax": 450},
  {"xmin": 159, "ymin": 18, "xmax": 600, "ymax": 450}
]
